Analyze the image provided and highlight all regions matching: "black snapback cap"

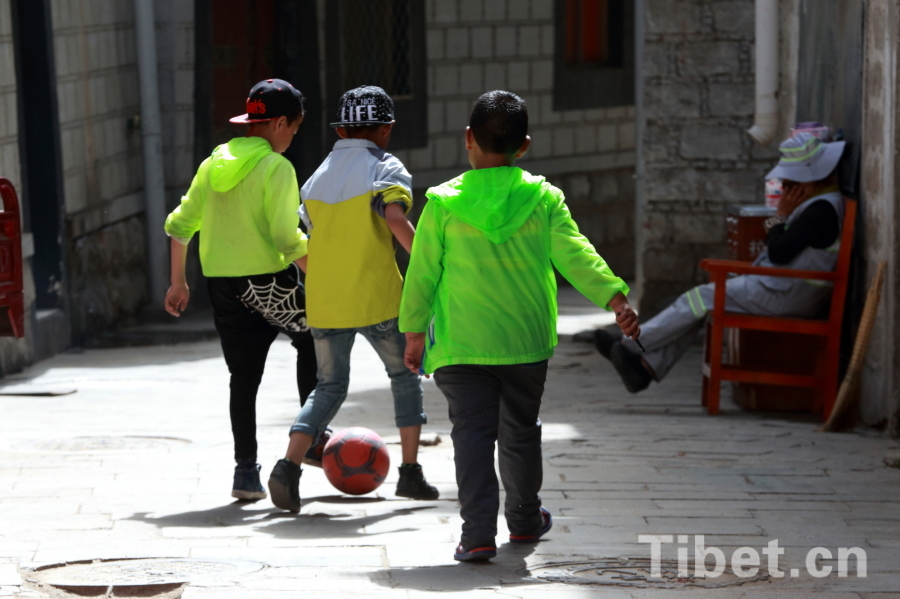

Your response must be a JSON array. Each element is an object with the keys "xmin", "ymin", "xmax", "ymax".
[
  {"xmin": 330, "ymin": 85, "xmax": 394, "ymax": 127},
  {"xmin": 230, "ymin": 79, "xmax": 304, "ymax": 124}
]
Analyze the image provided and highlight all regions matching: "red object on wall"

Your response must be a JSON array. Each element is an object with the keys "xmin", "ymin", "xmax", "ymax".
[
  {"xmin": 0, "ymin": 178, "xmax": 24, "ymax": 338},
  {"xmin": 726, "ymin": 205, "xmax": 776, "ymax": 262}
]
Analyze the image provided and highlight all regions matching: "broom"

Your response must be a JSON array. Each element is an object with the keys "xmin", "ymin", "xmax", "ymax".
[{"xmin": 820, "ymin": 261, "xmax": 887, "ymax": 432}]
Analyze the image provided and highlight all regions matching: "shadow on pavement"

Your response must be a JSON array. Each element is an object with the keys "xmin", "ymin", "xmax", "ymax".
[
  {"xmin": 302, "ymin": 494, "xmax": 387, "ymax": 504},
  {"xmin": 126, "ymin": 501, "xmax": 441, "ymax": 540},
  {"xmin": 371, "ymin": 542, "xmax": 546, "ymax": 592},
  {"xmin": 260, "ymin": 505, "xmax": 440, "ymax": 540}
]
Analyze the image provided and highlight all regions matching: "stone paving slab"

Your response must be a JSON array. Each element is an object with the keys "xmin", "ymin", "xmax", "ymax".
[{"xmin": 1, "ymin": 326, "xmax": 899, "ymax": 597}]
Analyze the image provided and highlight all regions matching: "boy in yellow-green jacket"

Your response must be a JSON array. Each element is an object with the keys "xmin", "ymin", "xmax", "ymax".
[
  {"xmin": 164, "ymin": 79, "xmax": 316, "ymax": 501},
  {"xmin": 266, "ymin": 86, "xmax": 438, "ymax": 513},
  {"xmin": 399, "ymin": 91, "xmax": 641, "ymax": 562}
]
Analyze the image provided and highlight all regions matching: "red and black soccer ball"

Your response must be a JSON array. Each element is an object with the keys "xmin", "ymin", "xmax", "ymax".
[{"xmin": 322, "ymin": 427, "xmax": 390, "ymax": 495}]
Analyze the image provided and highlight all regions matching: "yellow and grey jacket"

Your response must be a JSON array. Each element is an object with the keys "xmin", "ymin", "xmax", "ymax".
[{"xmin": 300, "ymin": 138, "xmax": 413, "ymax": 329}]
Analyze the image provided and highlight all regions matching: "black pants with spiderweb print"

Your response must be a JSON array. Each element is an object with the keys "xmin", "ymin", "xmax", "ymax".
[{"xmin": 208, "ymin": 264, "xmax": 317, "ymax": 461}]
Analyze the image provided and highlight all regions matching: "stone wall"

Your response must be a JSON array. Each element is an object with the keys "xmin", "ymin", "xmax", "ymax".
[
  {"xmin": 50, "ymin": 0, "xmax": 144, "ymax": 220},
  {"xmin": 390, "ymin": 0, "xmax": 637, "ymax": 280},
  {"xmin": 638, "ymin": 0, "xmax": 777, "ymax": 314},
  {"xmin": 50, "ymin": 0, "xmax": 147, "ymax": 340},
  {"xmin": 155, "ymin": 0, "xmax": 195, "ymax": 212},
  {"xmin": 67, "ymin": 215, "xmax": 147, "ymax": 343},
  {"xmin": 49, "ymin": 0, "xmax": 194, "ymax": 338}
]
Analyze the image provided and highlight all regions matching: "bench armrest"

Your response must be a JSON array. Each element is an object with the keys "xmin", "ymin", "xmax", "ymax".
[{"xmin": 699, "ymin": 259, "xmax": 837, "ymax": 282}]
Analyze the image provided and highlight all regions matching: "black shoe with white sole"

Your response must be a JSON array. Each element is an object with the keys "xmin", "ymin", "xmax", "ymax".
[
  {"xmin": 610, "ymin": 342, "xmax": 652, "ymax": 393},
  {"xmin": 232, "ymin": 461, "xmax": 267, "ymax": 500}
]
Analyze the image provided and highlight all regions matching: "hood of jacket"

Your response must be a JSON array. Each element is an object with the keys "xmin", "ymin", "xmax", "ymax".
[
  {"xmin": 209, "ymin": 137, "xmax": 273, "ymax": 193},
  {"xmin": 426, "ymin": 167, "xmax": 546, "ymax": 244}
]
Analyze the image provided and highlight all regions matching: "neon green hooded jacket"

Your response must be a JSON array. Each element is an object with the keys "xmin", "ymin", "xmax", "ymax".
[
  {"xmin": 399, "ymin": 167, "xmax": 629, "ymax": 373},
  {"xmin": 164, "ymin": 137, "xmax": 307, "ymax": 277}
]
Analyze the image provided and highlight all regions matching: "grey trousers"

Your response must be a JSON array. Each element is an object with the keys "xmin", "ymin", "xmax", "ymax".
[
  {"xmin": 434, "ymin": 361, "xmax": 548, "ymax": 549},
  {"xmin": 622, "ymin": 275, "xmax": 827, "ymax": 381}
]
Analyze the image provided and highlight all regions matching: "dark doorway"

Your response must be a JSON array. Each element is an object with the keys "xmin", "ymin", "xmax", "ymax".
[
  {"xmin": 10, "ymin": 0, "xmax": 66, "ymax": 310},
  {"xmin": 324, "ymin": 0, "xmax": 427, "ymax": 149},
  {"xmin": 795, "ymin": 0, "xmax": 865, "ymax": 382},
  {"xmin": 195, "ymin": 0, "xmax": 323, "ymax": 184},
  {"xmin": 796, "ymin": 0, "xmax": 864, "ymax": 198}
]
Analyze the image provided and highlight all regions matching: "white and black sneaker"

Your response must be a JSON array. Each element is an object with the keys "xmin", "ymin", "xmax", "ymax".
[{"xmin": 232, "ymin": 460, "xmax": 267, "ymax": 500}]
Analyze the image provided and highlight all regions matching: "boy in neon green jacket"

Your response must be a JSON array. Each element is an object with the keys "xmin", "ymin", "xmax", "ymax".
[
  {"xmin": 399, "ymin": 91, "xmax": 641, "ymax": 562},
  {"xmin": 164, "ymin": 79, "xmax": 316, "ymax": 502}
]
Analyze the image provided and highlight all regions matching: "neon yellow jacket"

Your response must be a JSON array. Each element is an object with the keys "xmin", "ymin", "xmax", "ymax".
[
  {"xmin": 164, "ymin": 137, "xmax": 307, "ymax": 277},
  {"xmin": 400, "ymin": 167, "xmax": 629, "ymax": 373}
]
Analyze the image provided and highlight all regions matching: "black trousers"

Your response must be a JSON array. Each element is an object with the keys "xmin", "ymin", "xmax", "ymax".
[
  {"xmin": 208, "ymin": 266, "xmax": 317, "ymax": 462},
  {"xmin": 434, "ymin": 361, "xmax": 548, "ymax": 549}
]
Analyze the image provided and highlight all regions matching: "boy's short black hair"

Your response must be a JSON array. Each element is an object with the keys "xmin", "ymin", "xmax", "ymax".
[
  {"xmin": 469, "ymin": 91, "xmax": 528, "ymax": 156},
  {"xmin": 286, "ymin": 108, "xmax": 304, "ymax": 125},
  {"xmin": 337, "ymin": 124, "xmax": 385, "ymax": 137}
]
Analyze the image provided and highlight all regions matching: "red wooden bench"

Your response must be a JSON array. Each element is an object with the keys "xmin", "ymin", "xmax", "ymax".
[
  {"xmin": 0, "ymin": 178, "xmax": 24, "ymax": 338},
  {"xmin": 699, "ymin": 199, "xmax": 857, "ymax": 420}
]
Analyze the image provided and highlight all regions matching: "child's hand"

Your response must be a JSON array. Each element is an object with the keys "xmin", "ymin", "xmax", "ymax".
[
  {"xmin": 165, "ymin": 283, "xmax": 190, "ymax": 317},
  {"xmin": 615, "ymin": 304, "xmax": 641, "ymax": 340},
  {"xmin": 608, "ymin": 292, "xmax": 640, "ymax": 340},
  {"xmin": 403, "ymin": 332, "xmax": 429, "ymax": 378}
]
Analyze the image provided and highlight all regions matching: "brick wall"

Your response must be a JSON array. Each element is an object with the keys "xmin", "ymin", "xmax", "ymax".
[
  {"xmin": 0, "ymin": 0, "xmax": 20, "ymax": 194},
  {"xmin": 388, "ymin": 0, "xmax": 637, "ymax": 279},
  {"xmin": 155, "ymin": 0, "xmax": 195, "ymax": 211},
  {"xmin": 638, "ymin": 0, "xmax": 777, "ymax": 313},
  {"xmin": 49, "ymin": 0, "xmax": 147, "ymax": 340},
  {"xmin": 47, "ymin": 0, "xmax": 196, "ymax": 339},
  {"xmin": 50, "ymin": 0, "xmax": 144, "ymax": 219}
]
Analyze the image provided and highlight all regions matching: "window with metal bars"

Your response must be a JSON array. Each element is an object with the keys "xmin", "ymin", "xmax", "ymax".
[
  {"xmin": 326, "ymin": 0, "xmax": 427, "ymax": 149},
  {"xmin": 554, "ymin": 0, "xmax": 634, "ymax": 110}
]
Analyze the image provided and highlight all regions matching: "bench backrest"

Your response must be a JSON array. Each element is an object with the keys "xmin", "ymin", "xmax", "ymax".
[{"xmin": 827, "ymin": 198, "xmax": 857, "ymax": 328}]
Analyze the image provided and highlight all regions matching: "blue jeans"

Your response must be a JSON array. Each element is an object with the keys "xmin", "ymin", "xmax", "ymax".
[{"xmin": 289, "ymin": 318, "xmax": 426, "ymax": 439}]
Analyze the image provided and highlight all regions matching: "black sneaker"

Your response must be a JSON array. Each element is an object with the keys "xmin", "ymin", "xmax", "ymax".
[
  {"xmin": 268, "ymin": 459, "xmax": 302, "ymax": 512},
  {"xmin": 232, "ymin": 461, "xmax": 267, "ymax": 500},
  {"xmin": 395, "ymin": 464, "xmax": 439, "ymax": 500},
  {"xmin": 610, "ymin": 342, "xmax": 652, "ymax": 393},
  {"xmin": 301, "ymin": 428, "xmax": 332, "ymax": 468},
  {"xmin": 593, "ymin": 329, "xmax": 618, "ymax": 360}
]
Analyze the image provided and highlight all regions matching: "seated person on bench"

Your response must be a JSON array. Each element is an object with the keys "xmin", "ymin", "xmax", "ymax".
[{"xmin": 596, "ymin": 132, "xmax": 845, "ymax": 393}]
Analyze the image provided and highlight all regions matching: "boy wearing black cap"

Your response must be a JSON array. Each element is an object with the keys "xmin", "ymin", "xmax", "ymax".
[
  {"xmin": 164, "ymin": 79, "xmax": 317, "ymax": 501},
  {"xmin": 267, "ymin": 85, "xmax": 438, "ymax": 512}
]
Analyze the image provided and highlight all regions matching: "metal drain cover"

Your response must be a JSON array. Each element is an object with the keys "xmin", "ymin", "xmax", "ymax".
[
  {"xmin": 14, "ymin": 436, "xmax": 191, "ymax": 453},
  {"xmin": 529, "ymin": 557, "xmax": 770, "ymax": 588},
  {"xmin": 33, "ymin": 558, "xmax": 262, "ymax": 587}
]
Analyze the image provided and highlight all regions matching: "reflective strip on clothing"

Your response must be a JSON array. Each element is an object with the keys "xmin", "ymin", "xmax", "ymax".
[
  {"xmin": 686, "ymin": 287, "xmax": 707, "ymax": 318},
  {"xmin": 780, "ymin": 136, "xmax": 824, "ymax": 163}
]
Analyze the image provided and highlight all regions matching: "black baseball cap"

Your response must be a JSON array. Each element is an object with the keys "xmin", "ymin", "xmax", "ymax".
[
  {"xmin": 230, "ymin": 79, "xmax": 304, "ymax": 124},
  {"xmin": 330, "ymin": 85, "xmax": 394, "ymax": 127}
]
